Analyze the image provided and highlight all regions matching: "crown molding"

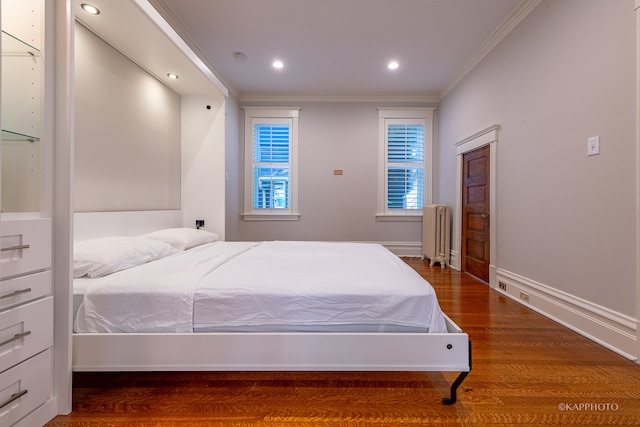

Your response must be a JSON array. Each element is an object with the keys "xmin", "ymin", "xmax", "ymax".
[
  {"xmin": 239, "ymin": 92, "xmax": 440, "ymax": 104},
  {"xmin": 147, "ymin": 0, "xmax": 238, "ymax": 97},
  {"xmin": 440, "ymin": 0, "xmax": 542, "ymax": 99}
]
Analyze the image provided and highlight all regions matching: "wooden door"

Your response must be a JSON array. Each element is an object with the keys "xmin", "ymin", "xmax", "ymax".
[{"xmin": 461, "ymin": 145, "xmax": 490, "ymax": 283}]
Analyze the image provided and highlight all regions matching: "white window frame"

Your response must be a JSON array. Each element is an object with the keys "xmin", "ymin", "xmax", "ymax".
[
  {"xmin": 242, "ymin": 106, "xmax": 300, "ymax": 221},
  {"xmin": 377, "ymin": 108, "xmax": 434, "ymax": 221}
]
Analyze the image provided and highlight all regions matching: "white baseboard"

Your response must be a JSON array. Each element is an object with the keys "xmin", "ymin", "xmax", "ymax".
[
  {"xmin": 380, "ymin": 241, "xmax": 422, "ymax": 258},
  {"xmin": 496, "ymin": 269, "xmax": 637, "ymax": 362},
  {"xmin": 379, "ymin": 242, "xmax": 457, "ymax": 261},
  {"xmin": 450, "ymin": 250, "xmax": 460, "ymax": 270},
  {"xmin": 382, "ymin": 248, "xmax": 637, "ymax": 361}
]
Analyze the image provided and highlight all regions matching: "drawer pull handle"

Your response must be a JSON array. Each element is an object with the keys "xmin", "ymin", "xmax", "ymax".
[
  {"xmin": 0, "ymin": 288, "xmax": 32, "ymax": 300},
  {"xmin": 0, "ymin": 244, "xmax": 30, "ymax": 252},
  {"xmin": 0, "ymin": 390, "xmax": 28, "ymax": 410},
  {"xmin": 0, "ymin": 331, "xmax": 32, "ymax": 348}
]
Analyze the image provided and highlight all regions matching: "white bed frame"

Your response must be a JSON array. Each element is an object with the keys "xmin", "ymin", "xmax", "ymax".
[{"xmin": 72, "ymin": 210, "xmax": 471, "ymax": 404}]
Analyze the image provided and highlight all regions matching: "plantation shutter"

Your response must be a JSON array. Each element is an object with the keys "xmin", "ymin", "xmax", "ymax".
[
  {"xmin": 386, "ymin": 123, "xmax": 424, "ymax": 210},
  {"xmin": 252, "ymin": 122, "xmax": 291, "ymax": 209}
]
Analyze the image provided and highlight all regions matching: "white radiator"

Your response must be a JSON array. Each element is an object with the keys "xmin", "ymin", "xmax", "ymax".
[{"xmin": 422, "ymin": 204, "xmax": 451, "ymax": 268}]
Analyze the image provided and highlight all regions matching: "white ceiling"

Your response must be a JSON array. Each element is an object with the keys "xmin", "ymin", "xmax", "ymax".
[{"xmin": 76, "ymin": 0, "xmax": 538, "ymax": 101}]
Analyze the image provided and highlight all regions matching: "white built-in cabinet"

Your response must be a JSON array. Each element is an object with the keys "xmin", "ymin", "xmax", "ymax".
[{"xmin": 0, "ymin": 0, "xmax": 63, "ymax": 425}]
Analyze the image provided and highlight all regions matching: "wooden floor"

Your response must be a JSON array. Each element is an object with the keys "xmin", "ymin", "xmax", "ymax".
[{"xmin": 47, "ymin": 259, "xmax": 640, "ymax": 426}]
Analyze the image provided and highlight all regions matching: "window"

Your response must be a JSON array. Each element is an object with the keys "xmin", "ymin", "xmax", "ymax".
[
  {"xmin": 387, "ymin": 122, "xmax": 424, "ymax": 209},
  {"xmin": 377, "ymin": 108, "xmax": 434, "ymax": 219},
  {"xmin": 253, "ymin": 122, "xmax": 290, "ymax": 209},
  {"xmin": 242, "ymin": 107, "xmax": 300, "ymax": 220}
]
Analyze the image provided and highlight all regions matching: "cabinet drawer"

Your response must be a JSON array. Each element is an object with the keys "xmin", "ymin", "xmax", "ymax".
[
  {"xmin": 0, "ymin": 349, "xmax": 52, "ymax": 426},
  {"xmin": 0, "ymin": 271, "xmax": 52, "ymax": 310},
  {"xmin": 0, "ymin": 218, "xmax": 52, "ymax": 279},
  {"xmin": 0, "ymin": 297, "xmax": 52, "ymax": 373}
]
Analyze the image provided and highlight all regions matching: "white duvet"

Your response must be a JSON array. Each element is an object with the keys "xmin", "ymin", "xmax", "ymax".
[{"xmin": 74, "ymin": 241, "xmax": 447, "ymax": 334}]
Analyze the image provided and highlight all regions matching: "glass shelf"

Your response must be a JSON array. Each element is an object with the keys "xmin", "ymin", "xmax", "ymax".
[
  {"xmin": 1, "ymin": 30, "xmax": 40, "ymax": 56},
  {"xmin": 1, "ymin": 129, "xmax": 40, "ymax": 142},
  {"xmin": 2, "ymin": 30, "xmax": 42, "ymax": 142},
  {"xmin": 1, "ymin": 2, "xmax": 45, "ymax": 215}
]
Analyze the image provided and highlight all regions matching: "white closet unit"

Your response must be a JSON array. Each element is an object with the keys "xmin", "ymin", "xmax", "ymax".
[{"xmin": 1, "ymin": 0, "xmax": 71, "ymax": 425}]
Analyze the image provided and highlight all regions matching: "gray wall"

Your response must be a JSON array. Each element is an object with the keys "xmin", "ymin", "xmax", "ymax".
[
  {"xmin": 225, "ymin": 101, "xmax": 436, "ymax": 246},
  {"xmin": 74, "ymin": 23, "xmax": 181, "ymax": 212},
  {"xmin": 438, "ymin": 0, "xmax": 636, "ymax": 316}
]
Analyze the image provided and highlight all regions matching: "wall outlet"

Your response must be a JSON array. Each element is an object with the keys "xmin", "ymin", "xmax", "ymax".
[
  {"xmin": 195, "ymin": 219, "xmax": 204, "ymax": 229},
  {"xmin": 519, "ymin": 291, "xmax": 530, "ymax": 302},
  {"xmin": 498, "ymin": 282, "xmax": 507, "ymax": 291}
]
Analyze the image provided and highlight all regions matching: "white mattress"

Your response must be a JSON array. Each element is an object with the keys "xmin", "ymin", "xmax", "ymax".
[
  {"xmin": 73, "ymin": 277, "xmax": 95, "ymax": 323},
  {"xmin": 74, "ymin": 241, "xmax": 446, "ymax": 334}
]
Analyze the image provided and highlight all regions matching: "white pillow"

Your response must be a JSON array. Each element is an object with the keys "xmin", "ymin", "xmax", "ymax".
[
  {"xmin": 139, "ymin": 228, "xmax": 219, "ymax": 251},
  {"xmin": 74, "ymin": 236, "xmax": 179, "ymax": 278}
]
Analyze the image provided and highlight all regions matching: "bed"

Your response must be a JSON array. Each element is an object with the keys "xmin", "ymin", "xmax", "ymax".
[{"xmin": 71, "ymin": 210, "xmax": 471, "ymax": 404}]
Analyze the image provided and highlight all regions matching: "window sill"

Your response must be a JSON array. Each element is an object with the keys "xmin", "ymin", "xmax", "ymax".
[
  {"xmin": 375, "ymin": 214, "xmax": 422, "ymax": 222},
  {"xmin": 241, "ymin": 213, "xmax": 301, "ymax": 221}
]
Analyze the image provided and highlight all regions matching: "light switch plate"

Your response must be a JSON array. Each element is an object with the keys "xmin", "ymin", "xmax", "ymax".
[{"xmin": 587, "ymin": 136, "xmax": 600, "ymax": 156}]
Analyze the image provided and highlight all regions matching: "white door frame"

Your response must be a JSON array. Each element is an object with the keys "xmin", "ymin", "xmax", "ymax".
[
  {"xmin": 453, "ymin": 125, "xmax": 500, "ymax": 288},
  {"xmin": 634, "ymin": 0, "xmax": 639, "ymax": 363}
]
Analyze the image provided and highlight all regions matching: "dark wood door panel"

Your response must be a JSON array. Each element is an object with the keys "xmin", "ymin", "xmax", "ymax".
[
  {"xmin": 466, "ymin": 185, "xmax": 486, "ymax": 204},
  {"xmin": 466, "ymin": 213, "xmax": 486, "ymax": 232},
  {"xmin": 461, "ymin": 145, "xmax": 490, "ymax": 283}
]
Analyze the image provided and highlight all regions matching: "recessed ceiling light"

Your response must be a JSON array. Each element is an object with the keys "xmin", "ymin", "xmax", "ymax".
[
  {"xmin": 81, "ymin": 3, "xmax": 100, "ymax": 15},
  {"xmin": 388, "ymin": 61, "xmax": 399, "ymax": 70},
  {"xmin": 167, "ymin": 73, "xmax": 179, "ymax": 80},
  {"xmin": 272, "ymin": 60, "xmax": 284, "ymax": 69}
]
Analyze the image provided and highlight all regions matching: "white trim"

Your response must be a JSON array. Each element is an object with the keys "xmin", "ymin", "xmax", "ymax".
[
  {"xmin": 635, "ymin": 1, "xmax": 640, "ymax": 362},
  {"xmin": 377, "ymin": 107, "xmax": 435, "ymax": 119},
  {"xmin": 52, "ymin": 0, "xmax": 74, "ymax": 415},
  {"xmin": 241, "ymin": 106, "xmax": 300, "ymax": 118},
  {"xmin": 453, "ymin": 125, "xmax": 500, "ymax": 289},
  {"xmin": 241, "ymin": 107, "xmax": 301, "ymax": 220},
  {"xmin": 449, "ymin": 249, "xmax": 459, "ymax": 270},
  {"xmin": 440, "ymin": 0, "xmax": 542, "ymax": 98},
  {"xmin": 241, "ymin": 213, "xmax": 301, "ymax": 221},
  {"xmin": 377, "ymin": 108, "xmax": 435, "ymax": 218},
  {"xmin": 379, "ymin": 241, "xmax": 422, "ymax": 257},
  {"xmin": 240, "ymin": 93, "xmax": 439, "ymax": 104},
  {"xmin": 455, "ymin": 125, "xmax": 501, "ymax": 154},
  {"xmin": 496, "ymin": 269, "xmax": 638, "ymax": 362}
]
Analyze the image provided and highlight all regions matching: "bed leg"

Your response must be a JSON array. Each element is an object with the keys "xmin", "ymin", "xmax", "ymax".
[{"xmin": 442, "ymin": 341, "xmax": 472, "ymax": 405}]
